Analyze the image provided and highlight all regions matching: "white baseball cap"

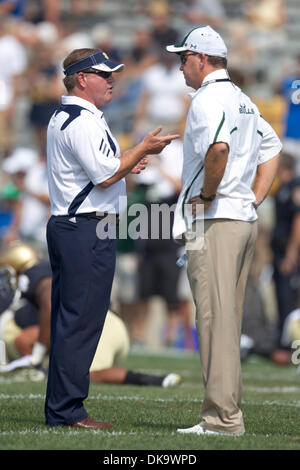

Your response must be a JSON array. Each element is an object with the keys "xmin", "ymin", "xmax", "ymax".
[{"xmin": 166, "ymin": 25, "xmax": 227, "ymax": 58}]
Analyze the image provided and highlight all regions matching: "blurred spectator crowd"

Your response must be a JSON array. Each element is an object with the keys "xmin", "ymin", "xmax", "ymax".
[{"xmin": 0, "ymin": 0, "xmax": 300, "ymax": 360}]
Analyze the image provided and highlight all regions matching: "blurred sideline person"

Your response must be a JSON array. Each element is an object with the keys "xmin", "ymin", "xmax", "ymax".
[
  {"xmin": 2, "ymin": 145, "xmax": 50, "ymax": 252},
  {"xmin": 278, "ymin": 55, "xmax": 300, "ymax": 175},
  {"xmin": 0, "ymin": 242, "xmax": 50, "ymax": 366},
  {"xmin": 166, "ymin": 26, "xmax": 282, "ymax": 436},
  {"xmin": 0, "ymin": 16, "xmax": 27, "ymax": 157},
  {"xmin": 148, "ymin": 1, "xmax": 179, "ymax": 48},
  {"xmin": 240, "ymin": 275, "xmax": 292, "ymax": 365},
  {"xmin": 0, "ymin": 242, "xmax": 181, "ymax": 389},
  {"xmin": 281, "ymin": 308, "xmax": 300, "ymax": 370},
  {"xmin": 132, "ymin": 49, "xmax": 190, "ymax": 141},
  {"xmin": 132, "ymin": 139, "xmax": 192, "ymax": 347},
  {"xmin": 271, "ymin": 153, "xmax": 300, "ymax": 346}
]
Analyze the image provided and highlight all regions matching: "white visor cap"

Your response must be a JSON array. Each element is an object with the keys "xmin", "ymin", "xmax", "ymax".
[
  {"xmin": 166, "ymin": 25, "xmax": 227, "ymax": 58},
  {"xmin": 91, "ymin": 62, "xmax": 124, "ymax": 73},
  {"xmin": 64, "ymin": 51, "xmax": 125, "ymax": 76}
]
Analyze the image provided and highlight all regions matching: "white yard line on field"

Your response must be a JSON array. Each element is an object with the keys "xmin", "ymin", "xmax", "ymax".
[
  {"xmin": 245, "ymin": 386, "xmax": 300, "ymax": 393},
  {"xmin": 0, "ymin": 429, "xmax": 149, "ymax": 437},
  {"xmin": 1, "ymin": 371, "xmax": 298, "ymax": 385},
  {"xmin": 0, "ymin": 393, "xmax": 300, "ymax": 408}
]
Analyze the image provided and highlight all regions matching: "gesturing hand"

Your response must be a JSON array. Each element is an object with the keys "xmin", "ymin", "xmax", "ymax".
[
  {"xmin": 131, "ymin": 158, "xmax": 148, "ymax": 174},
  {"xmin": 143, "ymin": 126, "xmax": 180, "ymax": 154}
]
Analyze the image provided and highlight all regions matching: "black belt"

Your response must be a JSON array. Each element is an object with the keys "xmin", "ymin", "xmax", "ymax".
[
  {"xmin": 76, "ymin": 212, "xmax": 119, "ymax": 222},
  {"xmin": 55, "ymin": 212, "xmax": 119, "ymax": 222}
]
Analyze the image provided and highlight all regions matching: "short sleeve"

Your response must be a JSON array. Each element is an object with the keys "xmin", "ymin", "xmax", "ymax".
[
  {"xmin": 190, "ymin": 99, "xmax": 231, "ymax": 158},
  {"xmin": 258, "ymin": 116, "xmax": 282, "ymax": 165},
  {"xmin": 69, "ymin": 115, "xmax": 120, "ymax": 185}
]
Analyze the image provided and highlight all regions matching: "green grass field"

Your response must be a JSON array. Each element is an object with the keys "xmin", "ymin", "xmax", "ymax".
[{"xmin": 0, "ymin": 349, "xmax": 299, "ymax": 452}]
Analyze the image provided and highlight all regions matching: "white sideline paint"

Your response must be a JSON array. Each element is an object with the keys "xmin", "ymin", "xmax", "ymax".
[
  {"xmin": 1, "ymin": 383, "xmax": 300, "ymax": 398},
  {"xmin": 245, "ymin": 386, "xmax": 300, "ymax": 393},
  {"xmin": 0, "ymin": 394, "xmax": 299, "ymax": 408},
  {"xmin": 0, "ymin": 370, "xmax": 298, "ymax": 384},
  {"xmin": 0, "ymin": 430, "xmax": 153, "ymax": 437}
]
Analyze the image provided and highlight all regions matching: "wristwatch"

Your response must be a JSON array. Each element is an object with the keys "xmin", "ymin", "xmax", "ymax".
[{"xmin": 199, "ymin": 190, "xmax": 216, "ymax": 202}]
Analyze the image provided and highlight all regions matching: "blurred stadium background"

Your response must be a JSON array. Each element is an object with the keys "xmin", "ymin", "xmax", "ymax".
[{"xmin": 0, "ymin": 0, "xmax": 300, "ymax": 353}]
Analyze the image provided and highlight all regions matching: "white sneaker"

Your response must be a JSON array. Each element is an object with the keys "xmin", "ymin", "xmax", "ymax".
[
  {"xmin": 177, "ymin": 424, "xmax": 218, "ymax": 435},
  {"xmin": 177, "ymin": 424, "xmax": 244, "ymax": 436},
  {"xmin": 162, "ymin": 373, "xmax": 182, "ymax": 388}
]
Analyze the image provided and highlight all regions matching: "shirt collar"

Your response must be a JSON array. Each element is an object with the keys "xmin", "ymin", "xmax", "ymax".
[
  {"xmin": 61, "ymin": 95, "xmax": 104, "ymax": 118},
  {"xmin": 188, "ymin": 68, "xmax": 230, "ymax": 99},
  {"xmin": 202, "ymin": 68, "xmax": 229, "ymax": 85}
]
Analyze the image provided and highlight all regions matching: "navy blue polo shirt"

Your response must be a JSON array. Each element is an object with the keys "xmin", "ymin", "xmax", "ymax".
[{"xmin": 47, "ymin": 95, "xmax": 127, "ymax": 217}]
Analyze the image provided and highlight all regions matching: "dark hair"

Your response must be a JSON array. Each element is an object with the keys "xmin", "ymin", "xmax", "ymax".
[
  {"xmin": 206, "ymin": 55, "xmax": 227, "ymax": 69},
  {"xmin": 63, "ymin": 48, "xmax": 100, "ymax": 92}
]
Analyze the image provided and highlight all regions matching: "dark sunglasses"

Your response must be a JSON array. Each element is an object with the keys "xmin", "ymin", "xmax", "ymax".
[
  {"xmin": 83, "ymin": 69, "xmax": 112, "ymax": 79},
  {"xmin": 180, "ymin": 52, "xmax": 198, "ymax": 65}
]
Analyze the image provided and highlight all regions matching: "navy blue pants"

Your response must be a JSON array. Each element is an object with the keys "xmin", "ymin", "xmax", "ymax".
[{"xmin": 45, "ymin": 215, "xmax": 116, "ymax": 426}]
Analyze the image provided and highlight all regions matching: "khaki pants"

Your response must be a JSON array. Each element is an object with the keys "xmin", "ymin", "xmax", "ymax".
[
  {"xmin": 89, "ymin": 310, "xmax": 130, "ymax": 372},
  {"xmin": 187, "ymin": 219, "xmax": 257, "ymax": 434}
]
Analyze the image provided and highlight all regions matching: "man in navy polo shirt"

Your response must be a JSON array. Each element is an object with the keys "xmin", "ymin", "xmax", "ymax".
[{"xmin": 45, "ymin": 48, "xmax": 179, "ymax": 429}]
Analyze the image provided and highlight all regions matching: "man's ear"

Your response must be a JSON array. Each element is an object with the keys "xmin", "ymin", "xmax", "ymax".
[
  {"xmin": 198, "ymin": 53, "xmax": 206, "ymax": 69},
  {"xmin": 76, "ymin": 71, "xmax": 87, "ymax": 89}
]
